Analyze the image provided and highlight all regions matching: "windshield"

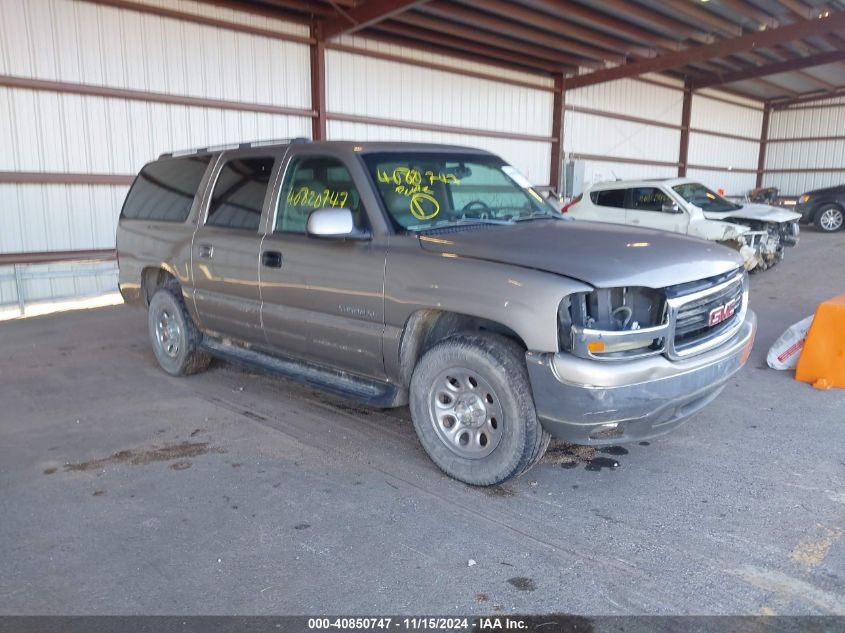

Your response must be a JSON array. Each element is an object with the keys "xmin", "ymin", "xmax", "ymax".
[
  {"xmin": 362, "ymin": 152, "xmax": 558, "ymax": 231},
  {"xmin": 672, "ymin": 182, "xmax": 741, "ymax": 213}
]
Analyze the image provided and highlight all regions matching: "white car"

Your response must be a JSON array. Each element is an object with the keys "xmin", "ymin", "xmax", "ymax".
[{"xmin": 565, "ymin": 178, "xmax": 801, "ymax": 271}]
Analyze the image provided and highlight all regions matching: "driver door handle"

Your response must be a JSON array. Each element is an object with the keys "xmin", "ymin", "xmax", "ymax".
[{"xmin": 262, "ymin": 250, "xmax": 283, "ymax": 269}]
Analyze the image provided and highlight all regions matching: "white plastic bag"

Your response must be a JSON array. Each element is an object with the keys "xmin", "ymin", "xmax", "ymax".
[{"xmin": 767, "ymin": 315, "xmax": 814, "ymax": 370}]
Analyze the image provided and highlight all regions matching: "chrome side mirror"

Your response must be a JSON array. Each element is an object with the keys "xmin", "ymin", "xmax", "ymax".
[
  {"xmin": 661, "ymin": 201, "xmax": 681, "ymax": 214},
  {"xmin": 306, "ymin": 208, "xmax": 370, "ymax": 240}
]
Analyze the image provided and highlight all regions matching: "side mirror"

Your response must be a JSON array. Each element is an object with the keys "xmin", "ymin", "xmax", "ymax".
[
  {"xmin": 661, "ymin": 201, "xmax": 681, "ymax": 214},
  {"xmin": 306, "ymin": 207, "xmax": 370, "ymax": 240}
]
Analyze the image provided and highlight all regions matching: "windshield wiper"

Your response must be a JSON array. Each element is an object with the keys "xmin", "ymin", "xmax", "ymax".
[{"xmin": 514, "ymin": 211, "xmax": 561, "ymax": 222}]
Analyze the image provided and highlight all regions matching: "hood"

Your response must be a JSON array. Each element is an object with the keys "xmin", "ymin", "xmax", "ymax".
[
  {"xmin": 704, "ymin": 203, "xmax": 801, "ymax": 224},
  {"xmin": 417, "ymin": 219, "xmax": 743, "ymax": 288},
  {"xmin": 804, "ymin": 185, "xmax": 845, "ymax": 196}
]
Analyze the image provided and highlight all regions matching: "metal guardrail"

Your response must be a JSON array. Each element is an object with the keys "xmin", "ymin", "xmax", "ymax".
[{"xmin": 0, "ymin": 250, "xmax": 118, "ymax": 316}]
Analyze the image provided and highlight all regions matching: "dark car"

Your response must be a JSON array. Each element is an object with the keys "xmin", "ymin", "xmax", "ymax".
[{"xmin": 794, "ymin": 184, "xmax": 845, "ymax": 232}]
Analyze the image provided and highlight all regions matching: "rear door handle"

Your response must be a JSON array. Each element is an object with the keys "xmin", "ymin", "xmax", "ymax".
[
  {"xmin": 197, "ymin": 243, "xmax": 213, "ymax": 258},
  {"xmin": 262, "ymin": 250, "xmax": 283, "ymax": 268}
]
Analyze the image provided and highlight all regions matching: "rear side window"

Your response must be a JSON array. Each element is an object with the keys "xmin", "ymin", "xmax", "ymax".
[
  {"xmin": 628, "ymin": 187, "xmax": 672, "ymax": 212},
  {"xmin": 121, "ymin": 156, "xmax": 211, "ymax": 222},
  {"xmin": 589, "ymin": 189, "xmax": 626, "ymax": 208},
  {"xmin": 206, "ymin": 157, "xmax": 275, "ymax": 231}
]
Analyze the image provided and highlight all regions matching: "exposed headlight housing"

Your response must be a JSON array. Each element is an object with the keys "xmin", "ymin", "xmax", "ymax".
[
  {"xmin": 799, "ymin": 194, "xmax": 811, "ymax": 204},
  {"xmin": 560, "ymin": 287, "xmax": 669, "ymax": 360}
]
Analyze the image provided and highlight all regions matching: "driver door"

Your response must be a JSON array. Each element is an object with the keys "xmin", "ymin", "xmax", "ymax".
[
  {"xmin": 625, "ymin": 186, "xmax": 688, "ymax": 234},
  {"xmin": 259, "ymin": 150, "xmax": 388, "ymax": 379}
]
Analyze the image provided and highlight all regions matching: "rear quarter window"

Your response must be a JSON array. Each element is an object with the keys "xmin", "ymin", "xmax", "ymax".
[
  {"xmin": 589, "ymin": 189, "xmax": 626, "ymax": 208},
  {"xmin": 121, "ymin": 156, "xmax": 212, "ymax": 222}
]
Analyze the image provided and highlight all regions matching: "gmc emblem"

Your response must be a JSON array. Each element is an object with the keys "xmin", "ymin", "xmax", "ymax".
[{"xmin": 708, "ymin": 299, "xmax": 737, "ymax": 327}]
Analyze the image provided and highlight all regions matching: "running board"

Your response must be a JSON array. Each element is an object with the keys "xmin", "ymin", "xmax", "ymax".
[{"xmin": 200, "ymin": 338, "xmax": 403, "ymax": 408}]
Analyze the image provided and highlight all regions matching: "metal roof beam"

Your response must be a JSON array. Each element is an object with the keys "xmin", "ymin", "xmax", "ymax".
[
  {"xmin": 657, "ymin": 1, "xmax": 744, "ymax": 37},
  {"xmin": 461, "ymin": 0, "xmax": 657, "ymax": 58},
  {"xmin": 373, "ymin": 22, "xmax": 569, "ymax": 73},
  {"xmin": 421, "ymin": 2, "xmax": 625, "ymax": 64},
  {"xmin": 528, "ymin": 0, "xmax": 685, "ymax": 50},
  {"xmin": 718, "ymin": 0, "xmax": 780, "ymax": 29},
  {"xmin": 566, "ymin": 11, "xmax": 845, "ymax": 88},
  {"xmin": 770, "ymin": 85, "xmax": 845, "ymax": 107},
  {"xmin": 690, "ymin": 49, "xmax": 845, "ymax": 88},
  {"xmin": 320, "ymin": 0, "xmax": 429, "ymax": 40},
  {"xmin": 391, "ymin": 11, "xmax": 590, "ymax": 69},
  {"xmin": 585, "ymin": 0, "xmax": 717, "ymax": 43}
]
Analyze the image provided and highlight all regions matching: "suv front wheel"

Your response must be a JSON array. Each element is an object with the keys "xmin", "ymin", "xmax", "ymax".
[
  {"xmin": 148, "ymin": 284, "xmax": 211, "ymax": 376},
  {"xmin": 409, "ymin": 333, "xmax": 550, "ymax": 486}
]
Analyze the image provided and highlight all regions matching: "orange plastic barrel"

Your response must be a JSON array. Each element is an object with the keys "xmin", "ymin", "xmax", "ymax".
[{"xmin": 795, "ymin": 294, "xmax": 845, "ymax": 389}]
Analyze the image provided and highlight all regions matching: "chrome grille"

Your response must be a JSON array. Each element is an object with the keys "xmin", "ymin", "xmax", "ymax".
[{"xmin": 666, "ymin": 270, "xmax": 747, "ymax": 359}]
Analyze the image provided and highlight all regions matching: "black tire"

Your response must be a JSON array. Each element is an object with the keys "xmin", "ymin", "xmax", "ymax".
[
  {"xmin": 814, "ymin": 205, "xmax": 844, "ymax": 233},
  {"xmin": 409, "ymin": 333, "xmax": 550, "ymax": 486},
  {"xmin": 147, "ymin": 284, "xmax": 211, "ymax": 376}
]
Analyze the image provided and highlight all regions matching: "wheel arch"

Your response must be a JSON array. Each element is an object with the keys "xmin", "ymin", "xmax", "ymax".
[
  {"xmin": 812, "ymin": 200, "xmax": 844, "ymax": 219},
  {"xmin": 140, "ymin": 265, "xmax": 180, "ymax": 306},
  {"xmin": 397, "ymin": 309, "xmax": 528, "ymax": 388}
]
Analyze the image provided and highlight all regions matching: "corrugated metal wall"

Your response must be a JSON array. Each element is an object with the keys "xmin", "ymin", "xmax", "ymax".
[
  {"xmin": 326, "ymin": 36, "xmax": 555, "ymax": 186},
  {"xmin": 0, "ymin": 0, "xmax": 312, "ymax": 308},
  {"xmin": 764, "ymin": 97, "xmax": 845, "ymax": 195},
  {"xmin": 563, "ymin": 78, "xmax": 765, "ymax": 195},
  {"xmin": 687, "ymin": 92, "xmax": 762, "ymax": 195},
  {"xmin": 3, "ymin": 0, "xmax": 830, "ymax": 311},
  {"xmin": 564, "ymin": 75, "xmax": 682, "ymax": 185}
]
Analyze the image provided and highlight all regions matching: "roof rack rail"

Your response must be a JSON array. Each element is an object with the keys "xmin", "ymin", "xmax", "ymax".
[{"xmin": 159, "ymin": 137, "xmax": 311, "ymax": 159}]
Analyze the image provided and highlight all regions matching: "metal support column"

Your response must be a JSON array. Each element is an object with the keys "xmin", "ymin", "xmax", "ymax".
[{"xmin": 678, "ymin": 83, "xmax": 692, "ymax": 177}]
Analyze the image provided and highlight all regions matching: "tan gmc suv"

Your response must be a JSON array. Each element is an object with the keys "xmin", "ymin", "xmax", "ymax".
[{"xmin": 117, "ymin": 139, "xmax": 756, "ymax": 485}]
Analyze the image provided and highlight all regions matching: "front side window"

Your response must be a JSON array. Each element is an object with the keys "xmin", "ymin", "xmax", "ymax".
[
  {"xmin": 206, "ymin": 157, "xmax": 275, "ymax": 230},
  {"xmin": 276, "ymin": 156, "xmax": 365, "ymax": 233},
  {"xmin": 590, "ymin": 189, "xmax": 626, "ymax": 208},
  {"xmin": 628, "ymin": 187, "xmax": 672, "ymax": 212},
  {"xmin": 672, "ymin": 182, "xmax": 741, "ymax": 213},
  {"xmin": 121, "ymin": 156, "xmax": 211, "ymax": 222},
  {"xmin": 362, "ymin": 152, "xmax": 557, "ymax": 232}
]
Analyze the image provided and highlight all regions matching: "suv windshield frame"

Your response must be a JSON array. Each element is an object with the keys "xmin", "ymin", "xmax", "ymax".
[
  {"xmin": 672, "ymin": 182, "xmax": 742, "ymax": 213},
  {"xmin": 360, "ymin": 151, "xmax": 558, "ymax": 233}
]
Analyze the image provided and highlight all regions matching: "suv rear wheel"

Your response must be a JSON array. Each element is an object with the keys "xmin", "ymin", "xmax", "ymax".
[
  {"xmin": 409, "ymin": 333, "xmax": 550, "ymax": 486},
  {"xmin": 814, "ymin": 205, "xmax": 844, "ymax": 232},
  {"xmin": 148, "ymin": 284, "xmax": 211, "ymax": 376}
]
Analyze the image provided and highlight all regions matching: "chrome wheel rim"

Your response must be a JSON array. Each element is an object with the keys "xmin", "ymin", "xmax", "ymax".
[
  {"xmin": 155, "ymin": 308, "xmax": 181, "ymax": 358},
  {"xmin": 429, "ymin": 368, "xmax": 504, "ymax": 459},
  {"xmin": 820, "ymin": 208, "xmax": 843, "ymax": 231}
]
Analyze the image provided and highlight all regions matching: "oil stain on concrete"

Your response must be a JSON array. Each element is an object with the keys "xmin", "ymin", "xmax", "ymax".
[{"xmin": 64, "ymin": 441, "xmax": 213, "ymax": 472}]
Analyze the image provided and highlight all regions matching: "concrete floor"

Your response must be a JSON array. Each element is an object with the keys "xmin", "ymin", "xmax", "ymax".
[{"xmin": 1, "ymin": 232, "xmax": 844, "ymax": 615}]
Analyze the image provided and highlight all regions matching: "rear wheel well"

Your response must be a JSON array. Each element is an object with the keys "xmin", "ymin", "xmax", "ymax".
[
  {"xmin": 141, "ymin": 267, "xmax": 177, "ymax": 306},
  {"xmin": 398, "ymin": 310, "xmax": 527, "ymax": 387}
]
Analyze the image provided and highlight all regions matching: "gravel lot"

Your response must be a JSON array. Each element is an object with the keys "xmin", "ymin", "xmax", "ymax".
[{"xmin": 1, "ymin": 232, "xmax": 843, "ymax": 615}]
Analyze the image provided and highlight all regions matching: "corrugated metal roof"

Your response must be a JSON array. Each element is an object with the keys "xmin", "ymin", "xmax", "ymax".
[{"xmin": 235, "ymin": 0, "xmax": 845, "ymax": 107}]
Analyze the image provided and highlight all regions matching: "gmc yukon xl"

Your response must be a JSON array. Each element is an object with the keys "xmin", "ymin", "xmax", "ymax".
[{"xmin": 117, "ymin": 140, "xmax": 757, "ymax": 485}]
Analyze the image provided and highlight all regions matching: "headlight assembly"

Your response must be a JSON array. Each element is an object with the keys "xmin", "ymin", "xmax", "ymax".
[
  {"xmin": 799, "ymin": 194, "xmax": 811, "ymax": 204},
  {"xmin": 560, "ymin": 287, "xmax": 669, "ymax": 360}
]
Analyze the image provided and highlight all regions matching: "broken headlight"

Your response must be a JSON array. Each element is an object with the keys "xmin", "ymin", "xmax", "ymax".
[{"xmin": 559, "ymin": 287, "xmax": 669, "ymax": 360}]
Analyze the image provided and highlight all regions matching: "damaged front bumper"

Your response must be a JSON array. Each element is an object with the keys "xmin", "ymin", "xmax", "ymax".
[
  {"xmin": 722, "ymin": 222, "xmax": 799, "ymax": 271},
  {"xmin": 525, "ymin": 310, "xmax": 756, "ymax": 445}
]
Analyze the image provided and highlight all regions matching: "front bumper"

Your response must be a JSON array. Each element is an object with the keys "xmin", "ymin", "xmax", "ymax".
[
  {"xmin": 525, "ymin": 310, "xmax": 756, "ymax": 445},
  {"xmin": 794, "ymin": 203, "xmax": 814, "ymax": 223}
]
